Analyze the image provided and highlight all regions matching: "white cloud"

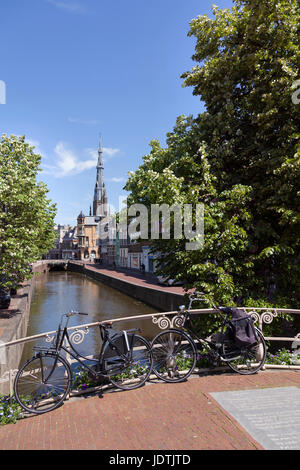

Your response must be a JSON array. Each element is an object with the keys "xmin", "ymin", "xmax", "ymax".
[
  {"xmin": 54, "ymin": 142, "xmax": 96, "ymax": 176},
  {"xmin": 46, "ymin": 0, "xmax": 85, "ymax": 13},
  {"xmin": 85, "ymin": 146, "xmax": 120, "ymax": 163},
  {"xmin": 104, "ymin": 148, "xmax": 120, "ymax": 157},
  {"xmin": 42, "ymin": 142, "xmax": 120, "ymax": 177},
  {"xmin": 108, "ymin": 177, "xmax": 125, "ymax": 183}
]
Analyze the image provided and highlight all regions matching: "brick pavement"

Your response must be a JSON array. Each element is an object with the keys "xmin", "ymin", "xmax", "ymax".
[
  {"xmin": 0, "ymin": 370, "xmax": 299, "ymax": 450},
  {"xmin": 85, "ymin": 264, "xmax": 187, "ymax": 295}
]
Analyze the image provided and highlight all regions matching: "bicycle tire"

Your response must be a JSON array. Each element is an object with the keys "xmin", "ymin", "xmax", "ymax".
[
  {"xmin": 104, "ymin": 335, "xmax": 153, "ymax": 390},
  {"xmin": 14, "ymin": 352, "xmax": 72, "ymax": 414},
  {"xmin": 222, "ymin": 327, "xmax": 267, "ymax": 375},
  {"xmin": 151, "ymin": 329, "xmax": 197, "ymax": 383}
]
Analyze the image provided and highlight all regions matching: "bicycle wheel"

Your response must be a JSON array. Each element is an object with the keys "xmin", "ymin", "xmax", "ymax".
[
  {"xmin": 151, "ymin": 329, "xmax": 197, "ymax": 383},
  {"xmin": 106, "ymin": 335, "xmax": 153, "ymax": 390},
  {"xmin": 14, "ymin": 353, "xmax": 72, "ymax": 414},
  {"xmin": 222, "ymin": 327, "xmax": 266, "ymax": 375}
]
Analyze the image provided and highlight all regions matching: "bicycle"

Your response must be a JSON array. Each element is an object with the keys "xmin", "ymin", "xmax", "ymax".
[
  {"xmin": 151, "ymin": 292, "xmax": 267, "ymax": 382},
  {"xmin": 14, "ymin": 311, "xmax": 153, "ymax": 414}
]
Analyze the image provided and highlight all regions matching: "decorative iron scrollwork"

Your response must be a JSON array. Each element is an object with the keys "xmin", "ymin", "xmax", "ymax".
[
  {"xmin": 152, "ymin": 314, "xmax": 185, "ymax": 330},
  {"xmin": 45, "ymin": 334, "xmax": 56, "ymax": 343},
  {"xmin": 153, "ymin": 308, "xmax": 282, "ymax": 332},
  {"xmin": 247, "ymin": 309, "xmax": 279, "ymax": 329},
  {"xmin": 69, "ymin": 327, "xmax": 89, "ymax": 345}
]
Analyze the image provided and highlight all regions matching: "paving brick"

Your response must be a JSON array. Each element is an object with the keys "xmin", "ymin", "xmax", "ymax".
[{"xmin": 0, "ymin": 370, "xmax": 299, "ymax": 450}]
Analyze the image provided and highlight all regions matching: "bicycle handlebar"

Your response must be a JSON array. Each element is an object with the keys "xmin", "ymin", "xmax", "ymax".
[
  {"xmin": 187, "ymin": 291, "xmax": 218, "ymax": 311},
  {"xmin": 188, "ymin": 291, "xmax": 209, "ymax": 302},
  {"xmin": 65, "ymin": 310, "xmax": 89, "ymax": 317},
  {"xmin": 186, "ymin": 292, "xmax": 231, "ymax": 321}
]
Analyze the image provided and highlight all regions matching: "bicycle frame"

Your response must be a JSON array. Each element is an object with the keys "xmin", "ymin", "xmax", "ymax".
[
  {"xmin": 183, "ymin": 312, "xmax": 228, "ymax": 349},
  {"xmin": 181, "ymin": 294, "xmax": 245, "ymax": 362},
  {"xmin": 14, "ymin": 311, "xmax": 153, "ymax": 415},
  {"xmin": 33, "ymin": 313, "xmax": 138, "ymax": 380}
]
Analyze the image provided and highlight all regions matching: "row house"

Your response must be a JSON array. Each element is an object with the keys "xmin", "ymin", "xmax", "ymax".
[
  {"xmin": 76, "ymin": 211, "xmax": 99, "ymax": 261},
  {"xmin": 46, "ymin": 225, "xmax": 78, "ymax": 260}
]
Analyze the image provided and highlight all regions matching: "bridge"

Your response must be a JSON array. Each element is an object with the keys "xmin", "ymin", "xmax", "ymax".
[{"xmin": 0, "ymin": 261, "xmax": 300, "ymax": 449}]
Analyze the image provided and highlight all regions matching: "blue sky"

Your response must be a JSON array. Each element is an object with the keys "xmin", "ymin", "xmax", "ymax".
[{"xmin": 0, "ymin": 0, "xmax": 234, "ymax": 224}]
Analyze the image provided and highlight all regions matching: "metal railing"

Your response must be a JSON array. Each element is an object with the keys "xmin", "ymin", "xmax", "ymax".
[{"xmin": 1, "ymin": 307, "xmax": 300, "ymax": 396}]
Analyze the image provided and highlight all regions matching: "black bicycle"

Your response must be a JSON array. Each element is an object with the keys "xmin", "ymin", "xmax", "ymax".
[
  {"xmin": 151, "ymin": 292, "xmax": 267, "ymax": 382},
  {"xmin": 14, "ymin": 311, "xmax": 153, "ymax": 414}
]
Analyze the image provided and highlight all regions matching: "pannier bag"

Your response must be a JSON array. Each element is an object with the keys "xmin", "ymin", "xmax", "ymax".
[
  {"xmin": 227, "ymin": 308, "xmax": 258, "ymax": 347},
  {"xmin": 100, "ymin": 328, "xmax": 137, "ymax": 376},
  {"xmin": 102, "ymin": 329, "xmax": 135, "ymax": 359}
]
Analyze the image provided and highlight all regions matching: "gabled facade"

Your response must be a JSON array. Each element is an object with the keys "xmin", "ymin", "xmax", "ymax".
[{"xmin": 76, "ymin": 211, "xmax": 99, "ymax": 260}]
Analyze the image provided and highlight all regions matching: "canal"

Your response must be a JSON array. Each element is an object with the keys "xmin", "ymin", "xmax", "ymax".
[{"xmin": 20, "ymin": 271, "xmax": 160, "ymax": 364}]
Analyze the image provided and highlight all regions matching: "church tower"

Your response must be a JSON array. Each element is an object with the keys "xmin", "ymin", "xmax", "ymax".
[{"xmin": 93, "ymin": 138, "xmax": 108, "ymax": 218}]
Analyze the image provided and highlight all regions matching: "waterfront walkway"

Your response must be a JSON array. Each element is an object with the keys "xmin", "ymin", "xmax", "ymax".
[
  {"xmin": 0, "ymin": 370, "xmax": 299, "ymax": 450},
  {"xmin": 83, "ymin": 263, "xmax": 187, "ymax": 295},
  {"xmin": 69, "ymin": 262, "xmax": 188, "ymax": 311}
]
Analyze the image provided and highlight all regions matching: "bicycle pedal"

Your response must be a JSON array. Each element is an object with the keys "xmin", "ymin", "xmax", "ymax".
[{"xmin": 208, "ymin": 351, "xmax": 220, "ymax": 366}]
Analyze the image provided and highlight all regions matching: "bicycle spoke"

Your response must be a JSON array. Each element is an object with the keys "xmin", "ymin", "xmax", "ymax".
[
  {"xmin": 14, "ymin": 354, "xmax": 71, "ymax": 414},
  {"xmin": 151, "ymin": 330, "xmax": 197, "ymax": 383},
  {"xmin": 108, "ymin": 335, "xmax": 153, "ymax": 390},
  {"xmin": 222, "ymin": 328, "xmax": 266, "ymax": 375}
]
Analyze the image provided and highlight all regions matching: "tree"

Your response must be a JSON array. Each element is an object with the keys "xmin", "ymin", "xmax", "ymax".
[
  {"xmin": 0, "ymin": 134, "xmax": 57, "ymax": 289},
  {"xmin": 181, "ymin": 0, "xmax": 300, "ymax": 305},
  {"xmin": 125, "ymin": 0, "xmax": 300, "ymax": 307},
  {"xmin": 125, "ymin": 117, "xmax": 254, "ymax": 305}
]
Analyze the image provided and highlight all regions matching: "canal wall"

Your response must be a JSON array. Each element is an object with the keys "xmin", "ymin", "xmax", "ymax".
[
  {"xmin": 0, "ymin": 263, "xmax": 51, "ymax": 393},
  {"xmin": 67, "ymin": 262, "xmax": 186, "ymax": 312},
  {"xmin": 0, "ymin": 278, "xmax": 34, "ymax": 394}
]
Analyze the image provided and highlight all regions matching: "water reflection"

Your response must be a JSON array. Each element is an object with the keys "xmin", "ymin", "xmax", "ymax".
[{"xmin": 21, "ymin": 271, "xmax": 160, "ymax": 363}]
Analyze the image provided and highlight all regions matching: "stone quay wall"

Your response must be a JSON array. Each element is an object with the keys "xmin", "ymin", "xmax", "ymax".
[
  {"xmin": 67, "ymin": 261, "xmax": 186, "ymax": 312},
  {"xmin": 0, "ymin": 280, "xmax": 34, "ymax": 394}
]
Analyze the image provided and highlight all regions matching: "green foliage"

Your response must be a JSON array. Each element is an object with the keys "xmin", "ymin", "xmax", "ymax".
[
  {"xmin": 0, "ymin": 395, "xmax": 23, "ymax": 425},
  {"xmin": 125, "ymin": 0, "xmax": 300, "ymax": 308},
  {"xmin": 0, "ymin": 134, "xmax": 57, "ymax": 289},
  {"xmin": 266, "ymin": 348, "xmax": 300, "ymax": 366},
  {"xmin": 73, "ymin": 366, "xmax": 104, "ymax": 390}
]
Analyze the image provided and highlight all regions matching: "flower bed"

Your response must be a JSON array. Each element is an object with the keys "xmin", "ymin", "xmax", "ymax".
[
  {"xmin": 266, "ymin": 348, "xmax": 300, "ymax": 366},
  {"xmin": 0, "ymin": 395, "xmax": 23, "ymax": 425}
]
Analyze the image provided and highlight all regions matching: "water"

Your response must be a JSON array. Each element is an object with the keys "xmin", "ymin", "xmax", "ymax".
[{"xmin": 20, "ymin": 271, "xmax": 160, "ymax": 363}]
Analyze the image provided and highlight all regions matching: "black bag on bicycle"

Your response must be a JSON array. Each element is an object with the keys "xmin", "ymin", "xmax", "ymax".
[
  {"xmin": 227, "ymin": 308, "xmax": 258, "ymax": 347},
  {"xmin": 102, "ymin": 328, "xmax": 135, "ymax": 359}
]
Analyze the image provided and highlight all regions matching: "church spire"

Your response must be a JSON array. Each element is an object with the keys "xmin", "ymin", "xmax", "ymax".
[
  {"xmin": 93, "ymin": 136, "xmax": 108, "ymax": 218},
  {"xmin": 97, "ymin": 137, "xmax": 104, "ymax": 171}
]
